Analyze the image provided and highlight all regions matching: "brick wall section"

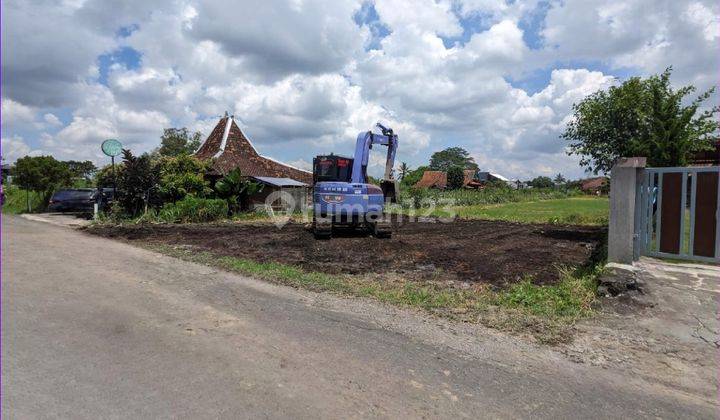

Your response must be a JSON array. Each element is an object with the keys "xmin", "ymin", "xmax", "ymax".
[{"xmin": 195, "ymin": 117, "xmax": 313, "ymax": 184}]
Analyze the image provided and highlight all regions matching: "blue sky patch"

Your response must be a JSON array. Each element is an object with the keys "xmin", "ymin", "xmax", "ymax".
[
  {"xmin": 354, "ymin": 2, "xmax": 390, "ymax": 50},
  {"xmin": 519, "ymin": 1, "xmax": 551, "ymax": 50},
  {"xmin": 97, "ymin": 47, "xmax": 142, "ymax": 86},
  {"xmin": 441, "ymin": 8, "xmax": 494, "ymax": 49},
  {"xmin": 116, "ymin": 24, "xmax": 139, "ymax": 38}
]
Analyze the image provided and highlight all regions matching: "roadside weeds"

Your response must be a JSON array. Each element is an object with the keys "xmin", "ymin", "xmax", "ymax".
[{"xmin": 147, "ymin": 243, "xmax": 605, "ymax": 344}]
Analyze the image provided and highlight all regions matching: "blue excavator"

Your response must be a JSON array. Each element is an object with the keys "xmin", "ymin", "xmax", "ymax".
[{"xmin": 312, "ymin": 123, "xmax": 399, "ymax": 238}]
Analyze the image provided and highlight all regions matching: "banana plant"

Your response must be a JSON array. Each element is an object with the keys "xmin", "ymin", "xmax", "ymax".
[{"xmin": 214, "ymin": 169, "xmax": 263, "ymax": 214}]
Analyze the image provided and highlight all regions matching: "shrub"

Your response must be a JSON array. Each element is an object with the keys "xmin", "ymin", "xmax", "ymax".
[
  {"xmin": 95, "ymin": 164, "xmax": 123, "ymax": 188},
  {"xmin": 400, "ymin": 165, "xmax": 429, "ymax": 188},
  {"xmin": 402, "ymin": 187, "xmax": 433, "ymax": 208},
  {"xmin": 158, "ymin": 196, "xmax": 228, "ymax": 223},
  {"xmin": 157, "ymin": 154, "xmax": 211, "ymax": 203}
]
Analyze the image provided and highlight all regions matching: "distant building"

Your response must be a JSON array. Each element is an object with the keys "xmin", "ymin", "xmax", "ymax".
[
  {"xmin": 414, "ymin": 170, "xmax": 478, "ymax": 189},
  {"xmin": 414, "ymin": 170, "xmax": 446, "ymax": 189},
  {"xmin": 476, "ymin": 171, "xmax": 513, "ymax": 187},
  {"xmin": 1, "ymin": 164, "xmax": 10, "ymax": 182},
  {"xmin": 580, "ymin": 177, "xmax": 609, "ymax": 195},
  {"xmin": 414, "ymin": 169, "xmax": 512, "ymax": 189},
  {"xmin": 690, "ymin": 139, "xmax": 720, "ymax": 166}
]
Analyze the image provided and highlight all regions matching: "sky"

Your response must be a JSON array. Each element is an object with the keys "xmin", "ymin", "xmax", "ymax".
[{"xmin": 2, "ymin": 0, "xmax": 718, "ymax": 180}]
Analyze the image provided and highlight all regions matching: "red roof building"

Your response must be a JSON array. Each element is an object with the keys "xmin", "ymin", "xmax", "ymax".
[
  {"xmin": 195, "ymin": 114, "xmax": 312, "ymax": 184},
  {"xmin": 580, "ymin": 177, "xmax": 608, "ymax": 194},
  {"xmin": 414, "ymin": 170, "xmax": 479, "ymax": 189}
]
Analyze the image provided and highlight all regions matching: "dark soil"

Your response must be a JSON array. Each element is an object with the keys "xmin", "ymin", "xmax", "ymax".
[{"xmin": 87, "ymin": 219, "xmax": 605, "ymax": 288}]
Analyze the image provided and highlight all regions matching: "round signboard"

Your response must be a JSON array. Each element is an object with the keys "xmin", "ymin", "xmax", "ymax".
[{"xmin": 101, "ymin": 139, "xmax": 123, "ymax": 157}]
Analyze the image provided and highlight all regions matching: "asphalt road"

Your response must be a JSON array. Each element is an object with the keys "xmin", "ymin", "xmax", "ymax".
[{"xmin": 2, "ymin": 215, "xmax": 715, "ymax": 418}]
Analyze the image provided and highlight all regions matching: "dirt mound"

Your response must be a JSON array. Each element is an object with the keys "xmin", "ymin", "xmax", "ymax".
[{"xmin": 88, "ymin": 219, "xmax": 605, "ymax": 287}]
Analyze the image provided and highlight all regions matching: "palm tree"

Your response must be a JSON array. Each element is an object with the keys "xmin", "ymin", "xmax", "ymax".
[{"xmin": 398, "ymin": 162, "xmax": 410, "ymax": 180}]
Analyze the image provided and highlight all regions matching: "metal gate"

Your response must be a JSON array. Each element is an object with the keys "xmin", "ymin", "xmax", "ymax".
[{"xmin": 636, "ymin": 166, "xmax": 720, "ymax": 263}]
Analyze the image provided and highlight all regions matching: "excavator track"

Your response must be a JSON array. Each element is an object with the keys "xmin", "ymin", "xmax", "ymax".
[
  {"xmin": 371, "ymin": 219, "xmax": 392, "ymax": 238},
  {"xmin": 312, "ymin": 216, "xmax": 332, "ymax": 239}
]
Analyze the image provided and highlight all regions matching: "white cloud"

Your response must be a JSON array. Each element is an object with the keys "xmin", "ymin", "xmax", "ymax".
[
  {"xmin": 287, "ymin": 158, "xmax": 312, "ymax": 171},
  {"xmin": 542, "ymin": 0, "xmax": 720, "ymax": 89},
  {"xmin": 1, "ymin": 135, "xmax": 42, "ymax": 163},
  {"xmin": 1, "ymin": 0, "xmax": 717, "ymax": 179},
  {"xmin": 39, "ymin": 83, "xmax": 170, "ymax": 161},
  {"xmin": 374, "ymin": 0, "xmax": 461, "ymax": 36},
  {"xmin": 2, "ymin": 98, "xmax": 36, "ymax": 124},
  {"xmin": 684, "ymin": 2, "xmax": 720, "ymax": 42},
  {"xmin": 465, "ymin": 20, "xmax": 527, "ymax": 63},
  {"xmin": 186, "ymin": 0, "xmax": 366, "ymax": 81},
  {"xmin": 1, "ymin": 0, "xmax": 115, "ymax": 107},
  {"xmin": 43, "ymin": 113, "xmax": 63, "ymax": 127}
]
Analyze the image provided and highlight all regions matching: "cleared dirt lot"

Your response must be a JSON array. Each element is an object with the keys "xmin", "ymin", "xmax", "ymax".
[{"xmin": 87, "ymin": 219, "xmax": 605, "ymax": 287}]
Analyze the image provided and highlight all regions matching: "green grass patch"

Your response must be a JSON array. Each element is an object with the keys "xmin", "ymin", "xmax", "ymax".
[
  {"xmin": 500, "ymin": 267, "xmax": 600, "ymax": 319},
  {"xmin": 1, "ymin": 184, "xmax": 45, "ymax": 214},
  {"xmin": 456, "ymin": 197, "xmax": 608, "ymax": 225},
  {"xmin": 398, "ymin": 186, "xmax": 583, "ymax": 208},
  {"xmin": 397, "ymin": 197, "xmax": 609, "ymax": 225},
  {"xmin": 149, "ymin": 244, "xmax": 603, "ymax": 344}
]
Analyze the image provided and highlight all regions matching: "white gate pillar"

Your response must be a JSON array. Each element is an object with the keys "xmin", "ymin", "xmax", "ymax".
[{"xmin": 608, "ymin": 157, "xmax": 647, "ymax": 263}]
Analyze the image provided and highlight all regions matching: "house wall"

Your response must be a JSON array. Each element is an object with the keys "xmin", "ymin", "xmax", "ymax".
[{"xmin": 248, "ymin": 186, "xmax": 308, "ymax": 211}]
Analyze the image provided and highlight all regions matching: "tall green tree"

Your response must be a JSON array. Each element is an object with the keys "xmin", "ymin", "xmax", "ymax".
[
  {"xmin": 528, "ymin": 176, "xmax": 554, "ymax": 189},
  {"xmin": 397, "ymin": 162, "xmax": 410, "ymax": 180},
  {"xmin": 429, "ymin": 147, "xmax": 478, "ymax": 171},
  {"xmin": 563, "ymin": 67, "xmax": 719, "ymax": 174},
  {"xmin": 446, "ymin": 166, "xmax": 465, "ymax": 190},
  {"xmin": 157, "ymin": 128, "xmax": 203, "ymax": 157},
  {"xmin": 553, "ymin": 173, "xmax": 566, "ymax": 186},
  {"xmin": 116, "ymin": 150, "xmax": 160, "ymax": 216},
  {"xmin": 64, "ymin": 160, "xmax": 97, "ymax": 181},
  {"xmin": 13, "ymin": 156, "xmax": 72, "ymax": 211}
]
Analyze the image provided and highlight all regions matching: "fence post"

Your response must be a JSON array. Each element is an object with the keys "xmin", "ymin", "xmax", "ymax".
[{"xmin": 608, "ymin": 157, "xmax": 647, "ymax": 263}]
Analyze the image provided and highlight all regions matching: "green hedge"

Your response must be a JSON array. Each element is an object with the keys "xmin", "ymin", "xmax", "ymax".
[{"xmin": 158, "ymin": 196, "xmax": 228, "ymax": 223}]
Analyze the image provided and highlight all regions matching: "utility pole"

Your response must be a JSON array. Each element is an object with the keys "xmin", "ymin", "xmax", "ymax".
[{"xmin": 111, "ymin": 155, "xmax": 116, "ymax": 199}]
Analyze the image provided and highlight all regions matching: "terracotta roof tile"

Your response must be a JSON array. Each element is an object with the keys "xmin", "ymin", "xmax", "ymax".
[
  {"xmin": 414, "ymin": 169, "xmax": 478, "ymax": 189},
  {"xmin": 195, "ymin": 116, "xmax": 313, "ymax": 184},
  {"xmin": 415, "ymin": 171, "xmax": 447, "ymax": 188}
]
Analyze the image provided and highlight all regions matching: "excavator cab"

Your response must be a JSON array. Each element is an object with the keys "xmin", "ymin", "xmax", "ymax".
[{"xmin": 312, "ymin": 155, "xmax": 354, "ymax": 184}]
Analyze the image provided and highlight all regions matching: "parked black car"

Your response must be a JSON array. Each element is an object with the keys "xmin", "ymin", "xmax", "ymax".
[{"xmin": 48, "ymin": 189, "xmax": 113, "ymax": 213}]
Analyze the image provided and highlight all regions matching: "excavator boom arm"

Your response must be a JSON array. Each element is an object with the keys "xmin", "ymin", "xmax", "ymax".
[{"xmin": 350, "ymin": 123, "xmax": 399, "ymax": 184}]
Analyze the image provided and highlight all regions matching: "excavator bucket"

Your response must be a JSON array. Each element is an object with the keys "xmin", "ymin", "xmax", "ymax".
[{"xmin": 380, "ymin": 179, "xmax": 399, "ymax": 203}]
